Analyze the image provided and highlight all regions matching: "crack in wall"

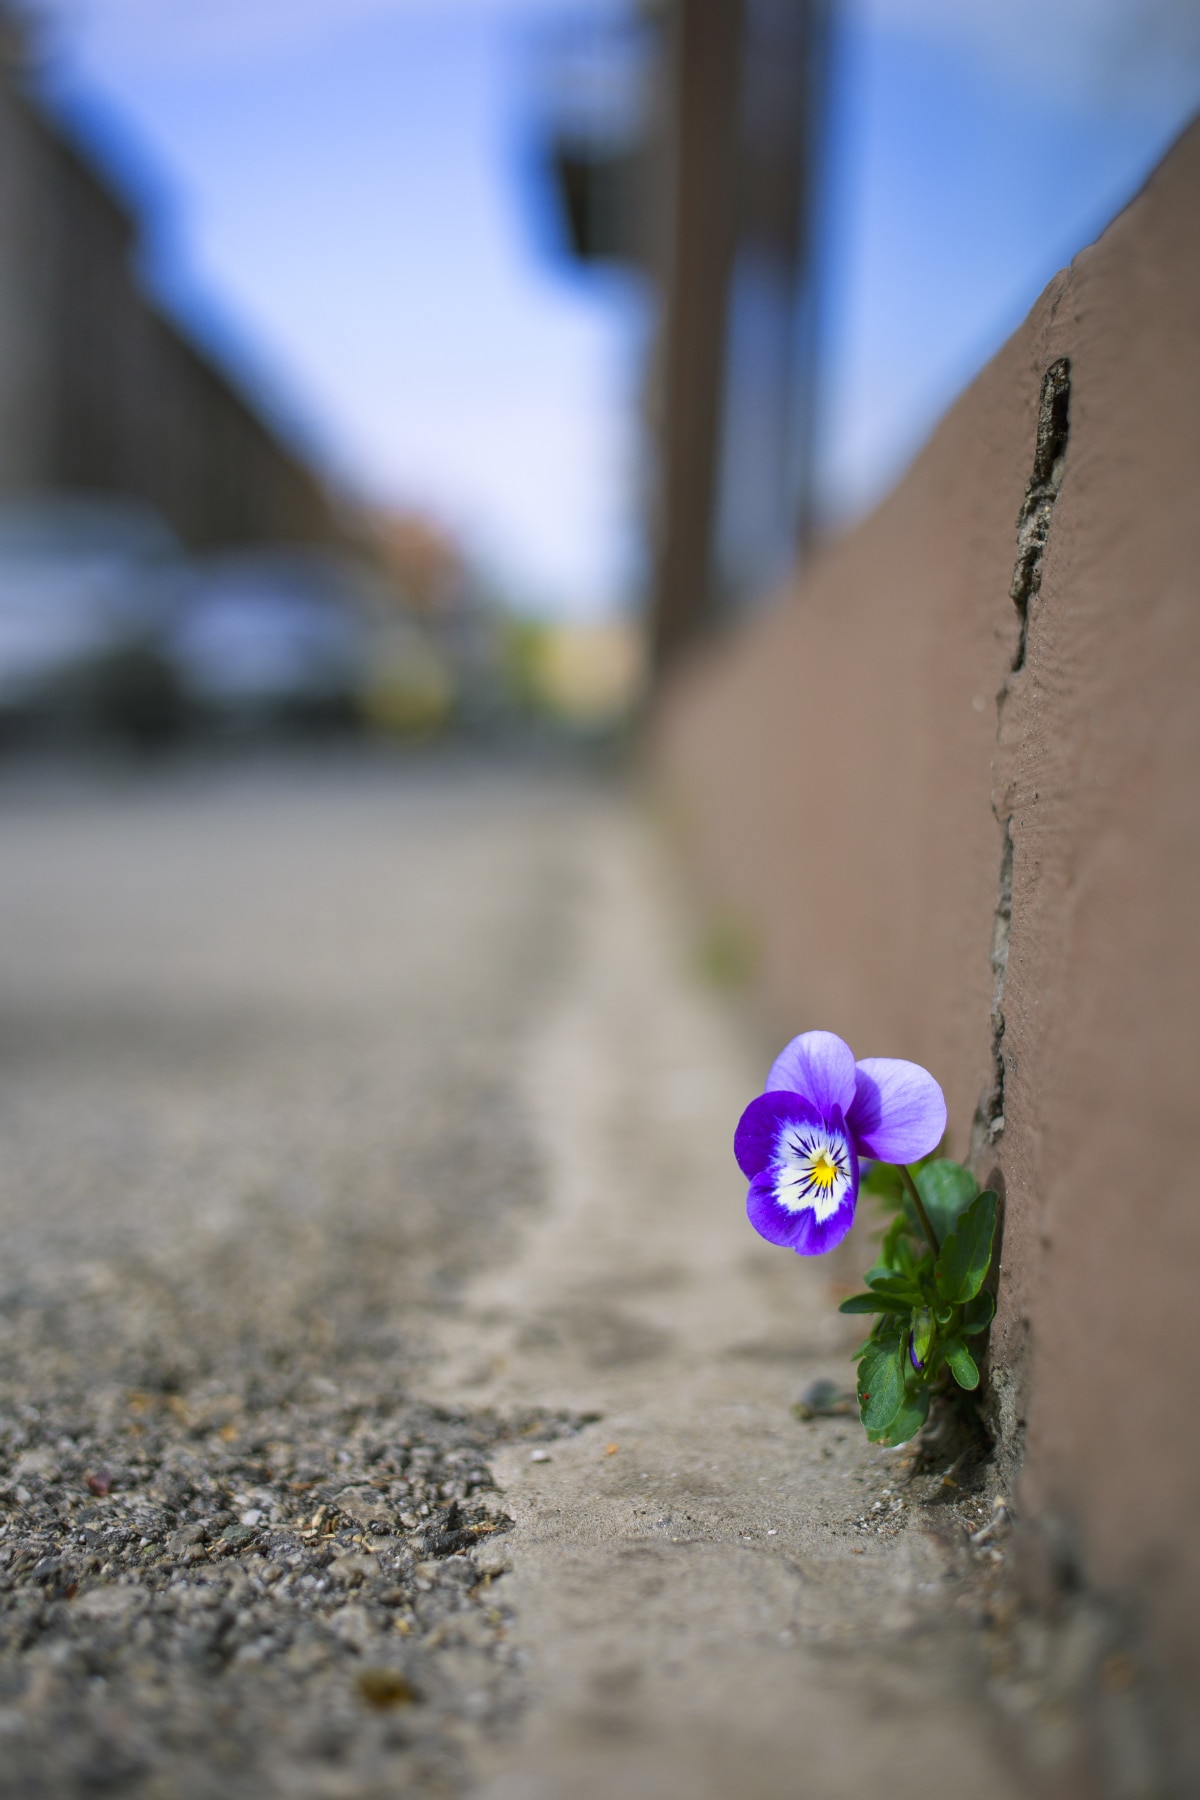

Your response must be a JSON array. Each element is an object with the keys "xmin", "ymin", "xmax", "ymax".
[
  {"xmin": 973, "ymin": 359, "xmax": 1071, "ymax": 1161},
  {"xmin": 972, "ymin": 824, "xmax": 1013, "ymax": 1159},
  {"xmin": 1008, "ymin": 357, "xmax": 1071, "ymax": 672}
]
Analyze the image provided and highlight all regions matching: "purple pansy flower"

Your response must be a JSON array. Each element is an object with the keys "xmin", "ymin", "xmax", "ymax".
[{"xmin": 734, "ymin": 1030, "xmax": 946, "ymax": 1256}]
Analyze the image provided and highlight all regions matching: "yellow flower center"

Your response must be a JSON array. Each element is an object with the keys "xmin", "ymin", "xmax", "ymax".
[{"xmin": 807, "ymin": 1150, "xmax": 839, "ymax": 1190}]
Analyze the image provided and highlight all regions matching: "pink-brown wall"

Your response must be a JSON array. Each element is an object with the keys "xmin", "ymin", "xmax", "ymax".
[{"xmin": 654, "ymin": 120, "xmax": 1200, "ymax": 1788}]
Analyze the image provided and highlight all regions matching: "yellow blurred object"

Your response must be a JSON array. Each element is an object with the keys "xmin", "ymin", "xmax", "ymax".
[{"xmin": 529, "ymin": 621, "xmax": 644, "ymax": 724}]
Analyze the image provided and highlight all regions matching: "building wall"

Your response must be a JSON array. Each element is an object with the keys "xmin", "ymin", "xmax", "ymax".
[
  {"xmin": 654, "ymin": 120, "xmax": 1200, "ymax": 1791},
  {"xmin": 0, "ymin": 63, "xmax": 338, "ymax": 546},
  {"xmin": 0, "ymin": 61, "xmax": 59, "ymax": 485}
]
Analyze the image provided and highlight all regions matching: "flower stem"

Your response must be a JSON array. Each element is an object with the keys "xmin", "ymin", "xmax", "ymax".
[{"xmin": 899, "ymin": 1165, "xmax": 941, "ymax": 1257}]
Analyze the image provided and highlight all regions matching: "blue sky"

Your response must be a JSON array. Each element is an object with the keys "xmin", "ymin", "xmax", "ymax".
[
  {"xmin": 30, "ymin": 0, "xmax": 1200, "ymax": 615},
  {"xmin": 816, "ymin": 0, "xmax": 1200, "ymax": 522}
]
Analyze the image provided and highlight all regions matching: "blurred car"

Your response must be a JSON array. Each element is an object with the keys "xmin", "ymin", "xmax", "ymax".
[
  {"xmin": 165, "ymin": 551, "xmax": 371, "ymax": 732},
  {"xmin": 0, "ymin": 494, "xmax": 185, "ymax": 744}
]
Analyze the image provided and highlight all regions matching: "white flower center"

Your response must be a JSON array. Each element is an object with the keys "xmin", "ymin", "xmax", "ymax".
[{"xmin": 773, "ymin": 1122, "xmax": 853, "ymax": 1222}]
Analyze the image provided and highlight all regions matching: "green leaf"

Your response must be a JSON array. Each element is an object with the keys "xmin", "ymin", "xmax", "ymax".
[
  {"xmin": 893, "ymin": 1233, "xmax": 921, "ymax": 1280},
  {"xmin": 866, "ymin": 1272, "xmax": 925, "ymax": 1304},
  {"xmin": 862, "ymin": 1161, "xmax": 906, "ymax": 1205},
  {"xmin": 838, "ymin": 1292, "xmax": 912, "ymax": 1315},
  {"xmin": 911, "ymin": 1307, "xmax": 935, "ymax": 1366},
  {"xmin": 854, "ymin": 1311, "xmax": 904, "ymax": 1359},
  {"xmin": 867, "ymin": 1213, "xmax": 918, "ymax": 1284},
  {"xmin": 873, "ymin": 1382, "xmax": 931, "ymax": 1445},
  {"xmin": 934, "ymin": 1190, "xmax": 998, "ymax": 1305},
  {"xmin": 857, "ymin": 1340, "xmax": 906, "ymax": 1434},
  {"xmin": 881, "ymin": 1211, "xmax": 909, "ymax": 1253},
  {"xmin": 914, "ymin": 1160, "xmax": 979, "ymax": 1242},
  {"xmin": 961, "ymin": 1289, "xmax": 996, "ymax": 1335},
  {"xmin": 944, "ymin": 1340, "xmax": 980, "ymax": 1390}
]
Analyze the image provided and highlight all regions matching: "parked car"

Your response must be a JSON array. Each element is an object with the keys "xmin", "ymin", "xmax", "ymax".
[
  {"xmin": 0, "ymin": 494, "xmax": 184, "ymax": 744},
  {"xmin": 165, "ymin": 550, "xmax": 371, "ymax": 732}
]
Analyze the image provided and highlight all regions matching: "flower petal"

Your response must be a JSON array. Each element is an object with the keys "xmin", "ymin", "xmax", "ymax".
[
  {"xmin": 847, "ymin": 1058, "xmax": 947, "ymax": 1163},
  {"xmin": 734, "ymin": 1090, "xmax": 823, "ymax": 1178},
  {"xmin": 765, "ymin": 1030, "xmax": 856, "ymax": 1115},
  {"xmin": 747, "ymin": 1170, "xmax": 857, "ymax": 1255},
  {"xmin": 741, "ymin": 1100, "xmax": 859, "ymax": 1256},
  {"xmin": 795, "ymin": 1191, "xmax": 858, "ymax": 1255},
  {"xmin": 746, "ymin": 1169, "xmax": 808, "ymax": 1247}
]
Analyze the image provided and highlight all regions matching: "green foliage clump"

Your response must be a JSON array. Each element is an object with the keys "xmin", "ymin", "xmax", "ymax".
[{"xmin": 839, "ymin": 1160, "xmax": 998, "ymax": 1445}]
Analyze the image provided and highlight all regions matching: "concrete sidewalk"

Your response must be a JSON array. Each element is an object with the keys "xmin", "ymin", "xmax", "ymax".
[{"xmin": 432, "ymin": 799, "xmax": 1020, "ymax": 1800}]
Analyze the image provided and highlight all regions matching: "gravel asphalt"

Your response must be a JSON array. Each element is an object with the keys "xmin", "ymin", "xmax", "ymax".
[{"xmin": 0, "ymin": 754, "xmax": 596, "ymax": 1798}]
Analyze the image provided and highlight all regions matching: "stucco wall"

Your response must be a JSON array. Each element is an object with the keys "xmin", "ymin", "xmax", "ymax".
[{"xmin": 654, "ymin": 119, "xmax": 1200, "ymax": 1789}]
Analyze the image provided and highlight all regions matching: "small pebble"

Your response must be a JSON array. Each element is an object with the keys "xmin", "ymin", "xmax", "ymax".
[
  {"xmin": 793, "ymin": 1378, "xmax": 854, "ymax": 1420},
  {"xmin": 357, "ymin": 1667, "xmax": 417, "ymax": 1710},
  {"xmin": 529, "ymin": 1450, "xmax": 551, "ymax": 1464}
]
